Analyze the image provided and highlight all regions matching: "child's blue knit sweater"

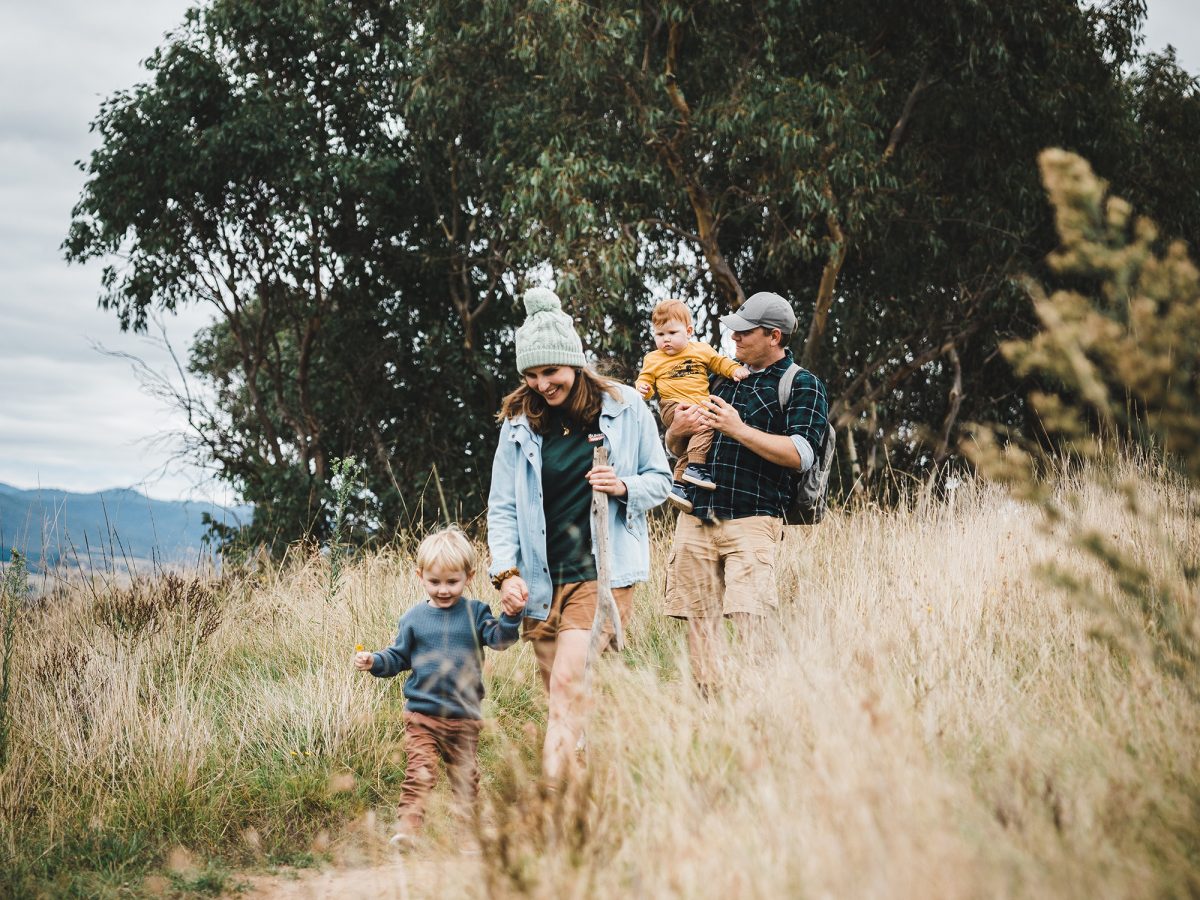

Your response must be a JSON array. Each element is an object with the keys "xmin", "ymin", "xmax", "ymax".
[{"xmin": 369, "ymin": 598, "xmax": 521, "ymax": 719}]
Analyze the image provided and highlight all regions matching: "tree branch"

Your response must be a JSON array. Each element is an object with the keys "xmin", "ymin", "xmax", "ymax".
[
  {"xmin": 833, "ymin": 324, "xmax": 979, "ymax": 429},
  {"xmin": 932, "ymin": 345, "xmax": 964, "ymax": 465},
  {"xmin": 802, "ymin": 178, "xmax": 847, "ymax": 368},
  {"xmin": 882, "ymin": 71, "xmax": 939, "ymax": 163},
  {"xmin": 657, "ymin": 19, "xmax": 745, "ymax": 309},
  {"xmin": 640, "ymin": 217, "xmax": 702, "ymax": 245}
]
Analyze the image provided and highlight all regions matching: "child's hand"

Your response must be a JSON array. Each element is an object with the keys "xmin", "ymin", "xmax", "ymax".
[
  {"xmin": 353, "ymin": 651, "xmax": 375, "ymax": 671},
  {"xmin": 501, "ymin": 592, "xmax": 527, "ymax": 616},
  {"xmin": 733, "ymin": 365, "xmax": 750, "ymax": 381},
  {"xmin": 636, "ymin": 381, "xmax": 651, "ymax": 398},
  {"xmin": 499, "ymin": 574, "xmax": 529, "ymax": 613}
]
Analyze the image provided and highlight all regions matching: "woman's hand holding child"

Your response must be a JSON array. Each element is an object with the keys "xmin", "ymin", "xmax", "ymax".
[{"xmin": 499, "ymin": 575, "xmax": 529, "ymax": 617}]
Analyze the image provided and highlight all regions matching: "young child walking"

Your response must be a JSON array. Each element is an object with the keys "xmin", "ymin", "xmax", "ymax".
[
  {"xmin": 636, "ymin": 298, "xmax": 749, "ymax": 512},
  {"xmin": 354, "ymin": 527, "xmax": 525, "ymax": 846}
]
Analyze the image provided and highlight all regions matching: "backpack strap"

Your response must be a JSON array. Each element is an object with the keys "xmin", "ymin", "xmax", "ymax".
[
  {"xmin": 777, "ymin": 363, "xmax": 801, "ymax": 408},
  {"xmin": 779, "ymin": 362, "xmax": 832, "ymax": 472}
]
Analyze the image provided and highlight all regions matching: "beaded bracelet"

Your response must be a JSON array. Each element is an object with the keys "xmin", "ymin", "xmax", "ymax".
[{"xmin": 490, "ymin": 567, "xmax": 521, "ymax": 590}]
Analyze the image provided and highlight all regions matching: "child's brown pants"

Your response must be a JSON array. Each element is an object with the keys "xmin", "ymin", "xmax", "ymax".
[
  {"xmin": 397, "ymin": 710, "xmax": 482, "ymax": 832},
  {"xmin": 660, "ymin": 399, "xmax": 715, "ymax": 481}
]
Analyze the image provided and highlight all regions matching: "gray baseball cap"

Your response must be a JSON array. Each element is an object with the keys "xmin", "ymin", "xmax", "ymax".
[{"xmin": 719, "ymin": 291, "xmax": 797, "ymax": 333}]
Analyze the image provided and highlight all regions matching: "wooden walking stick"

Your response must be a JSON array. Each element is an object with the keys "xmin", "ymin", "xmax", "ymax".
[{"xmin": 585, "ymin": 436, "xmax": 624, "ymax": 681}]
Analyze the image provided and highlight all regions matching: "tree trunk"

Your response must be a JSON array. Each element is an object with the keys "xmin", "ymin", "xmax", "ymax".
[
  {"xmin": 802, "ymin": 71, "xmax": 937, "ymax": 368},
  {"xmin": 661, "ymin": 21, "xmax": 745, "ymax": 310},
  {"xmin": 802, "ymin": 190, "xmax": 847, "ymax": 368}
]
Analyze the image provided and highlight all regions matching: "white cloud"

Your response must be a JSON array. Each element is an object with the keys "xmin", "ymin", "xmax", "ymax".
[
  {"xmin": 1145, "ymin": 0, "xmax": 1200, "ymax": 74},
  {"xmin": 0, "ymin": 0, "xmax": 206, "ymax": 501}
]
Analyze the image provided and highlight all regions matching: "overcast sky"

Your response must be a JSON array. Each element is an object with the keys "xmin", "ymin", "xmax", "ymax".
[{"xmin": 0, "ymin": 1, "xmax": 1197, "ymax": 503}]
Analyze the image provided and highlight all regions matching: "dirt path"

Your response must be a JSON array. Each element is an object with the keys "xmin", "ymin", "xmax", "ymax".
[
  {"xmin": 238, "ymin": 854, "xmax": 480, "ymax": 899},
  {"xmin": 240, "ymin": 862, "xmax": 426, "ymax": 899}
]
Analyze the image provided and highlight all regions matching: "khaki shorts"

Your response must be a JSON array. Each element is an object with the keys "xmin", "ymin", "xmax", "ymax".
[
  {"xmin": 664, "ymin": 514, "xmax": 784, "ymax": 618},
  {"xmin": 522, "ymin": 581, "xmax": 634, "ymax": 642}
]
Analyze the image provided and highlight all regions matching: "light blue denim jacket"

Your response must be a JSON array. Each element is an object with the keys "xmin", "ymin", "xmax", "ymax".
[{"xmin": 487, "ymin": 383, "xmax": 671, "ymax": 622}]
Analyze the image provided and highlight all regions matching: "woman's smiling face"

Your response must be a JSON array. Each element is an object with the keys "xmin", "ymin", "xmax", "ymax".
[{"xmin": 523, "ymin": 364, "xmax": 577, "ymax": 407}]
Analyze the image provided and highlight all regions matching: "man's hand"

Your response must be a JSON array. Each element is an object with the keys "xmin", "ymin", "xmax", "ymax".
[
  {"xmin": 667, "ymin": 402, "xmax": 710, "ymax": 437},
  {"xmin": 664, "ymin": 401, "xmax": 710, "ymax": 456},
  {"xmin": 697, "ymin": 395, "xmax": 805, "ymax": 469},
  {"xmin": 703, "ymin": 395, "xmax": 745, "ymax": 438}
]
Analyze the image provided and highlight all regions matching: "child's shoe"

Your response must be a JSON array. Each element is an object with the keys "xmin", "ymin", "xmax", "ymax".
[
  {"xmin": 666, "ymin": 482, "xmax": 694, "ymax": 513},
  {"xmin": 682, "ymin": 464, "xmax": 717, "ymax": 491},
  {"xmin": 389, "ymin": 828, "xmax": 416, "ymax": 851}
]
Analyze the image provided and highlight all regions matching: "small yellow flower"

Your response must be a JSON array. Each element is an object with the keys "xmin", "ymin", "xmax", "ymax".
[{"xmin": 355, "ymin": 644, "xmax": 365, "ymax": 652}]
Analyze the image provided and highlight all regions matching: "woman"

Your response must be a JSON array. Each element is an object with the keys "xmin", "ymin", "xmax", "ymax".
[{"xmin": 488, "ymin": 287, "xmax": 671, "ymax": 781}]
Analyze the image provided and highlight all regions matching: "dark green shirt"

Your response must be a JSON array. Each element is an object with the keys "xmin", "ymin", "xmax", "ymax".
[{"xmin": 541, "ymin": 410, "xmax": 597, "ymax": 584}]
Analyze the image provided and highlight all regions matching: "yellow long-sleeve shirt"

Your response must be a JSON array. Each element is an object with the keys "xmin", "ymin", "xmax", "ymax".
[{"xmin": 636, "ymin": 341, "xmax": 742, "ymax": 404}]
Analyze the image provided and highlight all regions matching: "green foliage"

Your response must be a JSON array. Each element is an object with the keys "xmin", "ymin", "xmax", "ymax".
[
  {"xmin": 430, "ymin": 0, "xmax": 1171, "ymax": 471},
  {"xmin": 66, "ymin": 0, "xmax": 1200, "ymax": 545},
  {"xmin": 0, "ymin": 826, "xmax": 155, "ymax": 899},
  {"xmin": 65, "ymin": 0, "xmax": 534, "ymax": 550},
  {"xmin": 168, "ymin": 862, "xmax": 249, "ymax": 896},
  {"xmin": 1122, "ymin": 48, "xmax": 1200, "ymax": 253}
]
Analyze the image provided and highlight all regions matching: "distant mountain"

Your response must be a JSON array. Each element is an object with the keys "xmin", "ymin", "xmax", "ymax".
[{"xmin": 0, "ymin": 482, "xmax": 251, "ymax": 569}]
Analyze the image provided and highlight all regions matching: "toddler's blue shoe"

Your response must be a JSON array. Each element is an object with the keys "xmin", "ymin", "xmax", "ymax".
[
  {"xmin": 682, "ymin": 465, "xmax": 717, "ymax": 491},
  {"xmin": 666, "ymin": 481, "xmax": 694, "ymax": 513}
]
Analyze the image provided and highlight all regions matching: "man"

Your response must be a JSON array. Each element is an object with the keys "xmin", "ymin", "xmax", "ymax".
[{"xmin": 663, "ymin": 291, "xmax": 829, "ymax": 693}]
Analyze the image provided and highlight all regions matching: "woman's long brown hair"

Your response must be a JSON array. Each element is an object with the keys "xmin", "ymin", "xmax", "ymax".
[{"xmin": 497, "ymin": 367, "xmax": 621, "ymax": 435}]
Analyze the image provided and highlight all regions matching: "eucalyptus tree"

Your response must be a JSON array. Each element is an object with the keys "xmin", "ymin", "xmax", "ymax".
[
  {"xmin": 68, "ymin": 0, "xmax": 1198, "ymax": 547},
  {"xmin": 425, "ymin": 0, "xmax": 1170, "ymax": 486},
  {"xmin": 66, "ymin": 0, "xmax": 534, "ymax": 546}
]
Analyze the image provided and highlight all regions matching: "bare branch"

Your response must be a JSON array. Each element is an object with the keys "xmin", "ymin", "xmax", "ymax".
[
  {"xmin": 802, "ymin": 179, "xmax": 847, "ymax": 369},
  {"xmin": 932, "ymin": 345, "xmax": 965, "ymax": 465},
  {"xmin": 834, "ymin": 324, "xmax": 979, "ymax": 429},
  {"xmin": 639, "ymin": 217, "xmax": 702, "ymax": 245},
  {"xmin": 882, "ymin": 71, "xmax": 940, "ymax": 163}
]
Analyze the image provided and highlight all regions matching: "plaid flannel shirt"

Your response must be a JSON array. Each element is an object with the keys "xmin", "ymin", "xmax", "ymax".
[{"xmin": 691, "ymin": 350, "xmax": 829, "ymax": 521}]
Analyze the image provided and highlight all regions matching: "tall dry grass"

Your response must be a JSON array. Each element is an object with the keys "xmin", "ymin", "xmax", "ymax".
[
  {"xmin": 471, "ymin": 462, "xmax": 1199, "ymax": 899},
  {"xmin": 1, "ymin": 461, "xmax": 1197, "ymax": 897}
]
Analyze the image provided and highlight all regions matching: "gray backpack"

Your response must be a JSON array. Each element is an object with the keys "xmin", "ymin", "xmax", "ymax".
[{"xmin": 778, "ymin": 364, "xmax": 835, "ymax": 525}]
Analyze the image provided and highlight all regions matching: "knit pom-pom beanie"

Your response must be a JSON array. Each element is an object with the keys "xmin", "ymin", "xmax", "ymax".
[{"xmin": 514, "ymin": 287, "xmax": 586, "ymax": 373}]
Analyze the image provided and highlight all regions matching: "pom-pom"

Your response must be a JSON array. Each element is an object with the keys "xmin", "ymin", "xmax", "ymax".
[{"xmin": 523, "ymin": 287, "xmax": 562, "ymax": 315}]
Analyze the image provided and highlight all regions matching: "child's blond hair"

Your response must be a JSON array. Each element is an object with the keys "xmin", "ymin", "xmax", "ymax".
[
  {"xmin": 651, "ymin": 298, "xmax": 693, "ymax": 328},
  {"xmin": 415, "ymin": 527, "xmax": 476, "ymax": 575}
]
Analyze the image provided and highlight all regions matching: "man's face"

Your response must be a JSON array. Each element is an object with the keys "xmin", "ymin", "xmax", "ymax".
[{"xmin": 731, "ymin": 326, "xmax": 781, "ymax": 368}]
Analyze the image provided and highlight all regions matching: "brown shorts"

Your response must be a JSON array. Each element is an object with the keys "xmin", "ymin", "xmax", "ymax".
[
  {"xmin": 522, "ymin": 581, "xmax": 634, "ymax": 642},
  {"xmin": 664, "ymin": 514, "xmax": 784, "ymax": 618}
]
